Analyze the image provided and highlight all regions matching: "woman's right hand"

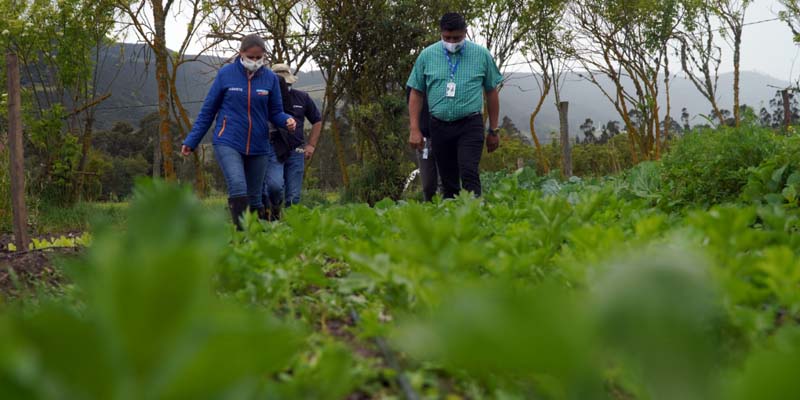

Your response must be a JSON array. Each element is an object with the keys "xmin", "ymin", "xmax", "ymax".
[{"xmin": 181, "ymin": 145, "xmax": 193, "ymax": 157}]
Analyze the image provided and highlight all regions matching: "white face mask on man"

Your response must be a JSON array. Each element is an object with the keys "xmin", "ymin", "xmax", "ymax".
[
  {"xmin": 240, "ymin": 56, "xmax": 264, "ymax": 72},
  {"xmin": 442, "ymin": 39, "xmax": 465, "ymax": 53}
]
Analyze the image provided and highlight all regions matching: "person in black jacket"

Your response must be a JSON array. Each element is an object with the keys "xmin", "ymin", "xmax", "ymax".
[
  {"xmin": 407, "ymin": 86, "xmax": 439, "ymax": 201},
  {"xmin": 260, "ymin": 75, "xmax": 295, "ymax": 221},
  {"xmin": 264, "ymin": 64, "xmax": 323, "ymax": 214}
]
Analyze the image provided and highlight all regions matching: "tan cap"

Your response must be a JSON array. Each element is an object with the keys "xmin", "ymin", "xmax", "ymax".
[{"xmin": 271, "ymin": 63, "xmax": 297, "ymax": 84}]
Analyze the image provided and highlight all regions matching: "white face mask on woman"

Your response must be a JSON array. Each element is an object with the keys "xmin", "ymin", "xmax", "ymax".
[
  {"xmin": 240, "ymin": 56, "xmax": 264, "ymax": 72},
  {"xmin": 442, "ymin": 39, "xmax": 465, "ymax": 53}
]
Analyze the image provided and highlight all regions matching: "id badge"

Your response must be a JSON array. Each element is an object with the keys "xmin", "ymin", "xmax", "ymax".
[{"xmin": 446, "ymin": 81, "xmax": 456, "ymax": 98}]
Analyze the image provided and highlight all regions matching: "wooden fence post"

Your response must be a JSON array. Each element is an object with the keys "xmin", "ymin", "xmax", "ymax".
[
  {"xmin": 6, "ymin": 50, "xmax": 30, "ymax": 250},
  {"xmin": 559, "ymin": 101, "xmax": 572, "ymax": 177}
]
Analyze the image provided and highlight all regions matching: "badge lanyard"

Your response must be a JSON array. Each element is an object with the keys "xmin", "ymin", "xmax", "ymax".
[
  {"xmin": 443, "ymin": 43, "xmax": 463, "ymax": 98},
  {"xmin": 443, "ymin": 45, "xmax": 463, "ymax": 82}
]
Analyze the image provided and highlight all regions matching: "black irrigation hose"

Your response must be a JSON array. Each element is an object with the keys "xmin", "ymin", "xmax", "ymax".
[{"xmin": 349, "ymin": 308, "xmax": 420, "ymax": 400}]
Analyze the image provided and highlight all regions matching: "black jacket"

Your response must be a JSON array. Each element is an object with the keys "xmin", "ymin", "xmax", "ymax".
[{"xmin": 270, "ymin": 75, "xmax": 295, "ymax": 162}]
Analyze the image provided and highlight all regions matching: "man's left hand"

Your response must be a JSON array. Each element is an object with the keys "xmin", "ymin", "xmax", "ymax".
[
  {"xmin": 304, "ymin": 144, "xmax": 315, "ymax": 160},
  {"xmin": 486, "ymin": 132, "xmax": 500, "ymax": 153}
]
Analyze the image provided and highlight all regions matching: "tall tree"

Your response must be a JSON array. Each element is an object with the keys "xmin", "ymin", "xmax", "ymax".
[
  {"xmin": 679, "ymin": 4, "xmax": 725, "ymax": 126},
  {"xmin": 311, "ymin": 0, "xmax": 455, "ymax": 199},
  {"xmin": 470, "ymin": 0, "xmax": 529, "ymax": 81},
  {"xmin": 469, "ymin": 0, "xmax": 535, "ymax": 129},
  {"xmin": 164, "ymin": 0, "xmax": 220, "ymax": 196},
  {"xmin": 3, "ymin": 0, "xmax": 30, "ymax": 249},
  {"xmin": 209, "ymin": 0, "xmax": 318, "ymax": 72},
  {"xmin": 6, "ymin": 0, "xmax": 119, "ymax": 203},
  {"xmin": 711, "ymin": 0, "xmax": 751, "ymax": 127},
  {"xmin": 72, "ymin": 0, "xmax": 119, "ymax": 202},
  {"xmin": 571, "ymin": 0, "xmax": 693, "ymax": 161},
  {"xmin": 116, "ymin": 0, "xmax": 180, "ymax": 180},
  {"xmin": 519, "ymin": 0, "xmax": 570, "ymax": 174}
]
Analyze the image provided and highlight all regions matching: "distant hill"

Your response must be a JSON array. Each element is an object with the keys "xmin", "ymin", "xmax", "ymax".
[
  {"xmin": 91, "ymin": 43, "xmax": 325, "ymax": 131},
  {"xmin": 500, "ymin": 70, "xmax": 790, "ymax": 142},
  {"xmin": 92, "ymin": 43, "xmax": 790, "ymax": 141}
]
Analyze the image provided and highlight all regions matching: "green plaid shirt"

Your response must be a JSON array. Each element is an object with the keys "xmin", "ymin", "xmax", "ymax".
[{"xmin": 407, "ymin": 41, "xmax": 503, "ymax": 122}]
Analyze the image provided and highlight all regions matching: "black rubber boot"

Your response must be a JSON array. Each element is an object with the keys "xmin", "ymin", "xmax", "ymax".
[
  {"xmin": 262, "ymin": 194, "xmax": 281, "ymax": 222},
  {"xmin": 256, "ymin": 207, "xmax": 269, "ymax": 221},
  {"xmin": 269, "ymin": 204, "xmax": 282, "ymax": 222},
  {"xmin": 228, "ymin": 196, "xmax": 249, "ymax": 231}
]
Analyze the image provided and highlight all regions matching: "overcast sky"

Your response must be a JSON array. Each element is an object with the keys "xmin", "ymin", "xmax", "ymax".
[
  {"xmin": 730, "ymin": 0, "xmax": 798, "ymax": 80},
  {"xmin": 163, "ymin": 0, "xmax": 800, "ymax": 81}
]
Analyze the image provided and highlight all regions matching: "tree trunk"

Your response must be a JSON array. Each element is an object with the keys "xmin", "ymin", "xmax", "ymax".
[
  {"xmin": 529, "ymin": 90, "xmax": 550, "ymax": 174},
  {"xmin": 559, "ymin": 101, "xmax": 572, "ymax": 178},
  {"xmin": 153, "ymin": 133, "xmax": 162, "ymax": 178},
  {"xmin": 712, "ymin": 103, "xmax": 726, "ymax": 127},
  {"xmin": 783, "ymin": 89, "xmax": 792, "ymax": 129},
  {"xmin": 320, "ymin": 64, "xmax": 348, "ymax": 187},
  {"xmin": 152, "ymin": 2, "xmax": 176, "ymax": 180},
  {"xmin": 6, "ymin": 51, "xmax": 30, "ymax": 251},
  {"xmin": 168, "ymin": 68, "xmax": 206, "ymax": 196},
  {"xmin": 649, "ymin": 82, "xmax": 662, "ymax": 161},
  {"xmin": 733, "ymin": 29, "xmax": 742, "ymax": 127},
  {"xmin": 661, "ymin": 52, "xmax": 671, "ymax": 160},
  {"xmin": 610, "ymin": 78, "xmax": 641, "ymax": 164},
  {"xmin": 74, "ymin": 112, "xmax": 95, "ymax": 202},
  {"xmin": 329, "ymin": 104, "xmax": 349, "ymax": 187}
]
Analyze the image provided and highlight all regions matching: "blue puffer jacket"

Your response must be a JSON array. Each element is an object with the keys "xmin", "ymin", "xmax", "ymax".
[{"xmin": 183, "ymin": 58, "xmax": 291, "ymax": 155}]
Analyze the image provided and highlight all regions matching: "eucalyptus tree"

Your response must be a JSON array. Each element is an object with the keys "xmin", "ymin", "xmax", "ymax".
[
  {"xmin": 117, "ymin": 0, "xmax": 217, "ymax": 188},
  {"xmin": 711, "ymin": 0, "xmax": 752, "ymax": 127},
  {"xmin": 571, "ymin": 0, "xmax": 696, "ymax": 161},
  {"xmin": 518, "ymin": 0, "xmax": 571, "ymax": 174},
  {"xmin": 679, "ymin": 3, "xmax": 726, "ymax": 126}
]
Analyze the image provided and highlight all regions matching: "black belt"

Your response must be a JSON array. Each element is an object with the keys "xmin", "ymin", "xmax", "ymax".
[{"xmin": 431, "ymin": 112, "xmax": 482, "ymax": 124}]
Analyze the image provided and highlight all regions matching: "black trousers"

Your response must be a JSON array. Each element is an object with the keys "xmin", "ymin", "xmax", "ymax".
[
  {"xmin": 430, "ymin": 114, "xmax": 485, "ymax": 198},
  {"xmin": 417, "ymin": 138, "xmax": 440, "ymax": 202}
]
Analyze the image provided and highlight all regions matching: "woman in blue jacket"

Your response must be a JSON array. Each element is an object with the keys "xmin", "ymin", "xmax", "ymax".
[{"xmin": 182, "ymin": 34, "xmax": 296, "ymax": 229}]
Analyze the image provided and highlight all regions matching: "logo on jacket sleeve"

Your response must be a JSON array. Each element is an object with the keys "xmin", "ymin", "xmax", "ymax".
[{"xmin": 256, "ymin": 89, "xmax": 270, "ymax": 96}]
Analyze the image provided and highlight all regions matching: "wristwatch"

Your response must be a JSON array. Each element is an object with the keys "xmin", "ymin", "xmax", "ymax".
[{"xmin": 487, "ymin": 128, "xmax": 499, "ymax": 137}]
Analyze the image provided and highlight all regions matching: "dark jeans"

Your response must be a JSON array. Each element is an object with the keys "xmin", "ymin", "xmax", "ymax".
[
  {"xmin": 214, "ymin": 144, "xmax": 269, "ymax": 208},
  {"xmin": 263, "ymin": 145, "xmax": 286, "ymax": 208},
  {"xmin": 283, "ymin": 148, "xmax": 305, "ymax": 206},
  {"xmin": 264, "ymin": 147, "xmax": 305, "ymax": 208},
  {"xmin": 417, "ymin": 138, "xmax": 440, "ymax": 202},
  {"xmin": 430, "ymin": 114, "xmax": 485, "ymax": 198}
]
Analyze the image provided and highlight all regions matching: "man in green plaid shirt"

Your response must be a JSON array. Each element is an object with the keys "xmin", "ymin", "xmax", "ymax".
[{"xmin": 407, "ymin": 12, "xmax": 503, "ymax": 198}]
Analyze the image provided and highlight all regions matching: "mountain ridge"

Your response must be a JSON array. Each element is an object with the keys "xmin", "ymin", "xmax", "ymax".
[{"xmin": 92, "ymin": 43, "xmax": 790, "ymax": 142}]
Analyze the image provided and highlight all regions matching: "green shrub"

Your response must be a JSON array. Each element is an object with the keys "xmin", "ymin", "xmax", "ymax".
[
  {"xmin": 25, "ymin": 105, "xmax": 81, "ymax": 205},
  {"xmin": 661, "ymin": 127, "xmax": 780, "ymax": 206},
  {"xmin": 480, "ymin": 130, "xmax": 537, "ymax": 173},
  {"xmin": 617, "ymin": 161, "xmax": 663, "ymax": 202},
  {"xmin": 572, "ymin": 134, "xmax": 634, "ymax": 177},
  {"xmin": 343, "ymin": 160, "xmax": 412, "ymax": 205},
  {"xmin": 343, "ymin": 94, "xmax": 412, "ymax": 204},
  {"xmin": 94, "ymin": 153, "xmax": 149, "ymax": 201},
  {"xmin": 742, "ymin": 134, "xmax": 800, "ymax": 207}
]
